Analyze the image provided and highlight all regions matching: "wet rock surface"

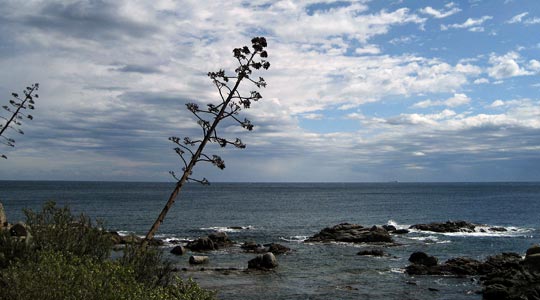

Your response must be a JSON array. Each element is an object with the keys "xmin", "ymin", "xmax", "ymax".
[
  {"xmin": 406, "ymin": 247, "xmax": 540, "ymax": 300},
  {"xmin": 306, "ymin": 223, "xmax": 393, "ymax": 244},
  {"xmin": 409, "ymin": 220, "xmax": 478, "ymax": 233}
]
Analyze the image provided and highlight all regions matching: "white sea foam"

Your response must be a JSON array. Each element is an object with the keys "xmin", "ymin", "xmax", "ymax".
[
  {"xmin": 388, "ymin": 220, "xmax": 532, "ymax": 238},
  {"xmin": 280, "ymin": 235, "xmax": 308, "ymax": 242},
  {"xmin": 200, "ymin": 225, "xmax": 255, "ymax": 232}
]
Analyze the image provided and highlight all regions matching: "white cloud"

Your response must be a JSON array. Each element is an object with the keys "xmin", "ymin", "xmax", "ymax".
[
  {"xmin": 355, "ymin": 44, "xmax": 381, "ymax": 55},
  {"xmin": 524, "ymin": 17, "xmax": 540, "ymax": 25},
  {"xmin": 529, "ymin": 60, "xmax": 540, "ymax": 72},
  {"xmin": 441, "ymin": 15, "xmax": 492, "ymax": 31},
  {"xmin": 412, "ymin": 93, "xmax": 471, "ymax": 108},
  {"xmin": 419, "ymin": 4, "xmax": 461, "ymax": 19},
  {"xmin": 507, "ymin": 12, "xmax": 529, "ymax": 24},
  {"xmin": 474, "ymin": 78, "xmax": 489, "ymax": 84},
  {"xmin": 488, "ymin": 51, "xmax": 533, "ymax": 79},
  {"xmin": 489, "ymin": 100, "xmax": 505, "ymax": 108}
]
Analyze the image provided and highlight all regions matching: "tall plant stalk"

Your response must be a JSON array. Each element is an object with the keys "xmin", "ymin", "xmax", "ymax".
[
  {"xmin": 144, "ymin": 37, "xmax": 270, "ymax": 243},
  {"xmin": 0, "ymin": 83, "xmax": 39, "ymax": 159}
]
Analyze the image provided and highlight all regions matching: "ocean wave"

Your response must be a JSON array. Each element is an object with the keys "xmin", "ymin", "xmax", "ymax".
[
  {"xmin": 407, "ymin": 235, "xmax": 451, "ymax": 244},
  {"xmin": 200, "ymin": 225, "xmax": 255, "ymax": 233},
  {"xmin": 280, "ymin": 235, "xmax": 308, "ymax": 243}
]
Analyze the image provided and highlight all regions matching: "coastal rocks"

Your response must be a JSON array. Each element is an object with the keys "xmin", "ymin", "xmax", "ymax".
[
  {"xmin": 186, "ymin": 232, "xmax": 235, "ymax": 252},
  {"xmin": 170, "ymin": 245, "xmax": 186, "ymax": 255},
  {"xmin": 405, "ymin": 252, "xmax": 487, "ymax": 276},
  {"xmin": 405, "ymin": 248, "xmax": 540, "ymax": 300},
  {"xmin": 248, "ymin": 252, "xmax": 278, "ymax": 270},
  {"xmin": 268, "ymin": 243, "xmax": 291, "ymax": 255},
  {"xmin": 241, "ymin": 242, "xmax": 291, "ymax": 255},
  {"xmin": 410, "ymin": 221, "xmax": 477, "ymax": 233},
  {"xmin": 241, "ymin": 241, "xmax": 266, "ymax": 253},
  {"xmin": 186, "ymin": 237, "xmax": 217, "ymax": 252},
  {"xmin": 409, "ymin": 252, "xmax": 438, "ymax": 266},
  {"xmin": 306, "ymin": 223, "xmax": 393, "ymax": 244},
  {"xmin": 189, "ymin": 255, "xmax": 209, "ymax": 265},
  {"xmin": 0, "ymin": 202, "xmax": 7, "ymax": 228}
]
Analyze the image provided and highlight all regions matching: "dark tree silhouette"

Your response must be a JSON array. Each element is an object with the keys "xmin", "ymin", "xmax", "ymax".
[
  {"xmin": 0, "ymin": 83, "xmax": 39, "ymax": 159},
  {"xmin": 144, "ymin": 37, "xmax": 270, "ymax": 243}
]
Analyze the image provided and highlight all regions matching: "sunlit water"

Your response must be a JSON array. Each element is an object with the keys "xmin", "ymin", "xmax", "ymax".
[{"xmin": 2, "ymin": 181, "xmax": 539, "ymax": 299}]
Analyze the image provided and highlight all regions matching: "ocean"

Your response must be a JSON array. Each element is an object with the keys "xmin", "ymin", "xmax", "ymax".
[{"xmin": 1, "ymin": 181, "xmax": 539, "ymax": 299}]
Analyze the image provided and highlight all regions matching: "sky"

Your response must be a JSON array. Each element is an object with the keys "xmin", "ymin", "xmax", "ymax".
[{"xmin": 0, "ymin": 0, "xmax": 539, "ymax": 182}]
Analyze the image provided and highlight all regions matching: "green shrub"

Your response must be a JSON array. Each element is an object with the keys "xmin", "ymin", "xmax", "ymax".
[
  {"xmin": 0, "ymin": 202, "xmax": 216, "ymax": 300},
  {"xmin": 23, "ymin": 201, "xmax": 112, "ymax": 260},
  {"xmin": 120, "ymin": 243, "xmax": 175, "ymax": 287},
  {"xmin": 0, "ymin": 250, "xmax": 215, "ymax": 300},
  {"xmin": 0, "ymin": 230, "xmax": 31, "ymax": 268}
]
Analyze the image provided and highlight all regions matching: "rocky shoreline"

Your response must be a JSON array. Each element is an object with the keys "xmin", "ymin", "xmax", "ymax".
[{"xmin": 2, "ymin": 204, "xmax": 538, "ymax": 299}]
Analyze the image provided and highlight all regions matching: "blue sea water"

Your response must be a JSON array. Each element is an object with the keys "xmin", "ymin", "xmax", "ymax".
[{"xmin": 1, "ymin": 181, "xmax": 539, "ymax": 299}]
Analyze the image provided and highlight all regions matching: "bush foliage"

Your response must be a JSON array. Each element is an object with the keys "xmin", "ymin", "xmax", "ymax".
[{"xmin": 0, "ymin": 202, "xmax": 215, "ymax": 300}]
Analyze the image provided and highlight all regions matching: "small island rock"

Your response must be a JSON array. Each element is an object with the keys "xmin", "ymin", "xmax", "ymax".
[
  {"xmin": 306, "ymin": 223, "xmax": 393, "ymax": 244},
  {"xmin": 248, "ymin": 252, "xmax": 278, "ymax": 270}
]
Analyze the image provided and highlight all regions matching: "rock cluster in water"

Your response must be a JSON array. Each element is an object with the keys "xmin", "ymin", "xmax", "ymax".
[
  {"xmin": 409, "ymin": 220, "xmax": 507, "ymax": 233},
  {"xmin": 406, "ymin": 246, "xmax": 540, "ymax": 300},
  {"xmin": 305, "ymin": 223, "xmax": 394, "ymax": 244}
]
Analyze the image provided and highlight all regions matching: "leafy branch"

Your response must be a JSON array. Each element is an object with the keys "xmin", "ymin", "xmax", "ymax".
[
  {"xmin": 144, "ymin": 37, "xmax": 270, "ymax": 243},
  {"xmin": 0, "ymin": 83, "xmax": 39, "ymax": 159}
]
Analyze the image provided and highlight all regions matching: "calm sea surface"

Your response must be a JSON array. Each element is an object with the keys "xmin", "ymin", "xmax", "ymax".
[{"xmin": 1, "ymin": 181, "xmax": 539, "ymax": 299}]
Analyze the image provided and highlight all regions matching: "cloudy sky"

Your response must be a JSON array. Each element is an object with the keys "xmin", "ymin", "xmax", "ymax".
[{"xmin": 0, "ymin": 0, "xmax": 539, "ymax": 182}]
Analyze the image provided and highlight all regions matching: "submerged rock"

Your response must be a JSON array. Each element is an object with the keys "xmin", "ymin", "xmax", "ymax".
[
  {"xmin": 409, "ymin": 252, "xmax": 438, "ymax": 267},
  {"xmin": 170, "ymin": 245, "xmax": 186, "ymax": 256},
  {"xmin": 267, "ymin": 243, "xmax": 291, "ymax": 255},
  {"xmin": 248, "ymin": 252, "xmax": 278, "ymax": 270},
  {"xmin": 357, "ymin": 249, "xmax": 385, "ymax": 257},
  {"xmin": 189, "ymin": 255, "xmax": 209, "ymax": 265},
  {"xmin": 306, "ymin": 223, "xmax": 393, "ymax": 244},
  {"xmin": 410, "ymin": 221, "xmax": 477, "ymax": 233},
  {"xmin": 186, "ymin": 237, "xmax": 217, "ymax": 252}
]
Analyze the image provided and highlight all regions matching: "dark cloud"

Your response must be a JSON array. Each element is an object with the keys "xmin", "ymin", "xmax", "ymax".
[
  {"xmin": 22, "ymin": 1, "xmax": 158, "ymax": 41},
  {"xmin": 115, "ymin": 64, "xmax": 162, "ymax": 74}
]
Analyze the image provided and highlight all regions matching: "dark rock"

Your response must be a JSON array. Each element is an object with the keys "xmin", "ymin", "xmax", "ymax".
[
  {"xmin": 9, "ymin": 223, "xmax": 28, "ymax": 237},
  {"xmin": 170, "ymin": 245, "xmax": 186, "ymax": 255},
  {"xmin": 357, "ymin": 249, "xmax": 385, "ymax": 257},
  {"xmin": 526, "ymin": 245, "xmax": 540, "ymax": 257},
  {"xmin": 241, "ymin": 241, "xmax": 264, "ymax": 252},
  {"xmin": 489, "ymin": 227, "xmax": 507, "ymax": 232},
  {"xmin": 228, "ymin": 226, "xmax": 243, "ymax": 230},
  {"xmin": 189, "ymin": 255, "xmax": 209, "ymax": 265},
  {"xmin": 248, "ymin": 252, "xmax": 278, "ymax": 270},
  {"xmin": 268, "ymin": 243, "xmax": 291, "ymax": 255},
  {"xmin": 442, "ymin": 257, "xmax": 483, "ymax": 276},
  {"xmin": 306, "ymin": 223, "xmax": 393, "ymax": 244},
  {"xmin": 393, "ymin": 229, "xmax": 410, "ymax": 234},
  {"xmin": 186, "ymin": 237, "xmax": 217, "ymax": 252},
  {"xmin": 428, "ymin": 288, "xmax": 439, "ymax": 292},
  {"xmin": 0, "ymin": 202, "xmax": 7, "ymax": 227},
  {"xmin": 523, "ymin": 253, "xmax": 540, "ymax": 272},
  {"xmin": 208, "ymin": 232, "xmax": 234, "ymax": 247},
  {"xmin": 382, "ymin": 224, "xmax": 397, "ymax": 232},
  {"xmin": 409, "ymin": 252, "xmax": 438, "ymax": 267},
  {"xmin": 483, "ymin": 283, "xmax": 510, "ymax": 300},
  {"xmin": 410, "ymin": 220, "xmax": 476, "ymax": 233}
]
